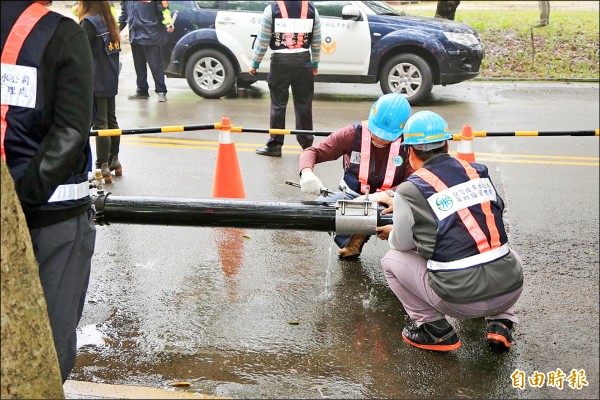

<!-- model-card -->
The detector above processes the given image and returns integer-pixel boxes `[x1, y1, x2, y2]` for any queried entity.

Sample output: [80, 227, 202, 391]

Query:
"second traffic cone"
[455, 124, 476, 162]
[212, 116, 246, 198]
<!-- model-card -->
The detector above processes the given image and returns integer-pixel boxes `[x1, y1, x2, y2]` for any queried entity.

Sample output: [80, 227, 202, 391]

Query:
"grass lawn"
[400, 1, 599, 80]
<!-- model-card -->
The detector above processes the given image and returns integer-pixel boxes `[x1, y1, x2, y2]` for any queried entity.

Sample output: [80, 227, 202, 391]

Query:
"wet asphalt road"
[70, 47, 599, 399]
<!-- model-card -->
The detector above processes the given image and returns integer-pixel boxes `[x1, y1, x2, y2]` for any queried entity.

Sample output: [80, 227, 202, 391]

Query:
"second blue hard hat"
[403, 110, 452, 150]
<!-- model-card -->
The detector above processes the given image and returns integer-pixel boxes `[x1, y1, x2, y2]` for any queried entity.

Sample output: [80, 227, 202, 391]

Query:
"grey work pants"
[29, 208, 96, 382]
[381, 249, 522, 326]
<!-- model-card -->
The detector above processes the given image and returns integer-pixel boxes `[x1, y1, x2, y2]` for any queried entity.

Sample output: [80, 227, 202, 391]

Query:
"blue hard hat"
[367, 93, 411, 141]
[402, 111, 452, 149]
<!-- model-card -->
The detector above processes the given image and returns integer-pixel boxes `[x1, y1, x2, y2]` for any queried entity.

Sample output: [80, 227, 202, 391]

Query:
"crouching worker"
[298, 93, 413, 259]
[376, 111, 524, 351]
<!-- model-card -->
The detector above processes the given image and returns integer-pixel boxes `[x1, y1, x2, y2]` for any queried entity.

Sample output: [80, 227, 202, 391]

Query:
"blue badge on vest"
[392, 155, 403, 167]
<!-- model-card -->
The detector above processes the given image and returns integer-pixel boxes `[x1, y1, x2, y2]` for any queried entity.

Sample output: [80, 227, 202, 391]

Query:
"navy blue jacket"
[82, 15, 120, 97]
[119, 1, 168, 46]
[1, 1, 94, 228]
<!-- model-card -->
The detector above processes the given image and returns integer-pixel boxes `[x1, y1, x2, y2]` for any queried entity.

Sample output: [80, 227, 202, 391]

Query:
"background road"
[66, 24, 599, 399]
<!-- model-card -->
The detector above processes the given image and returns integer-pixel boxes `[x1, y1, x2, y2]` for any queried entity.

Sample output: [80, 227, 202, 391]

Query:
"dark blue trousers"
[131, 43, 167, 95]
[266, 51, 314, 149]
[30, 208, 96, 382]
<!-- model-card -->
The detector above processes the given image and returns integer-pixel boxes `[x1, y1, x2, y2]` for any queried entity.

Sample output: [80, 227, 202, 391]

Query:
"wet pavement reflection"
[69, 39, 599, 398]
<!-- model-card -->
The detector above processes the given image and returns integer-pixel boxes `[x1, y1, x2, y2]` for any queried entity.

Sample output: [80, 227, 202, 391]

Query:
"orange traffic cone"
[212, 116, 246, 198]
[455, 124, 476, 162]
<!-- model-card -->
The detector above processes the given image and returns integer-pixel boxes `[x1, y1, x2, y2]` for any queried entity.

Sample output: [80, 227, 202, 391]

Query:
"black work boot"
[402, 319, 461, 352]
[255, 145, 282, 157]
[486, 319, 514, 350]
[128, 92, 149, 100]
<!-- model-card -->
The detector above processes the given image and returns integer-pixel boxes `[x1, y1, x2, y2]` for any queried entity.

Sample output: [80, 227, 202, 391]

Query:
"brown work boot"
[109, 155, 122, 176]
[338, 235, 368, 259]
[100, 162, 112, 184]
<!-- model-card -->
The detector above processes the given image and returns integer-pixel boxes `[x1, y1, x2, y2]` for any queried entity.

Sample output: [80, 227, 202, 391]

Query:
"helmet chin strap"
[371, 139, 387, 148]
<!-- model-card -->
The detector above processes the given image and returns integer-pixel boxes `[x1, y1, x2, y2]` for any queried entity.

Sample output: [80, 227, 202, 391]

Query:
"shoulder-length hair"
[78, 1, 120, 43]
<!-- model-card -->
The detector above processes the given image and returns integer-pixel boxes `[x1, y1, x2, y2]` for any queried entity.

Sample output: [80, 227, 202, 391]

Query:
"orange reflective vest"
[342, 122, 407, 195]
[1, 2, 51, 161]
[409, 155, 508, 271]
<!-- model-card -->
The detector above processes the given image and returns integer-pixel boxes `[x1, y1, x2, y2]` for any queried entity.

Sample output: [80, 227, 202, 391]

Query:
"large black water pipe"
[93, 193, 393, 234]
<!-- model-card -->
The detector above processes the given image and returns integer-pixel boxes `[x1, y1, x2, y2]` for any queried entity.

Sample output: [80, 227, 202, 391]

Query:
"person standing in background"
[535, 1, 550, 27]
[79, 0, 122, 183]
[119, 0, 174, 102]
[250, 1, 321, 157]
[1, 0, 96, 381]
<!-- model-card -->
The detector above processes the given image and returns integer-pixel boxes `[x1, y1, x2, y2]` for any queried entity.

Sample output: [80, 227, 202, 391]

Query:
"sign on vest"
[1, 63, 37, 109]
[274, 18, 313, 34]
[426, 177, 497, 221]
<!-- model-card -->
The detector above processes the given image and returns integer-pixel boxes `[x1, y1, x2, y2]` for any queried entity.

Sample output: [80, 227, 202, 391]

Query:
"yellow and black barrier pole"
[90, 123, 598, 139]
[452, 129, 599, 140]
[90, 124, 333, 137]
[227, 126, 333, 137]
[90, 123, 217, 137]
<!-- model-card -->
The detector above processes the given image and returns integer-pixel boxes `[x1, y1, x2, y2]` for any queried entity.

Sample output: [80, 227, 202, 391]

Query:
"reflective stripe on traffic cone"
[212, 117, 246, 198]
[455, 124, 476, 162]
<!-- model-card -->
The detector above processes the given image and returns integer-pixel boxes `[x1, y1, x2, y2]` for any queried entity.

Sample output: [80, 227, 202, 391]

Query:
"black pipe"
[93, 193, 393, 233]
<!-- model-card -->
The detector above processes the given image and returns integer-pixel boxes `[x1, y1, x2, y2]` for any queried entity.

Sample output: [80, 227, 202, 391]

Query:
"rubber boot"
[109, 154, 122, 176]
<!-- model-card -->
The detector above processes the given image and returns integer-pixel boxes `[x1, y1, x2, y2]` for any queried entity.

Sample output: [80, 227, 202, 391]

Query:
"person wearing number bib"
[250, 1, 322, 157]
[1, 0, 96, 381]
[376, 111, 524, 352]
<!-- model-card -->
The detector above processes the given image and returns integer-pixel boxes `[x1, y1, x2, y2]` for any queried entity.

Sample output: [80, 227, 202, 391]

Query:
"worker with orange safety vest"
[299, 93, 414, 259]
[250, 1, 322, 156]
[1, 0, 95, 381]
[376, 110, 524, 352]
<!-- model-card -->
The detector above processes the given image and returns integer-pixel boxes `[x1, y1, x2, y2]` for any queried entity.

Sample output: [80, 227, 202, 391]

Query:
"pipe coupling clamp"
[335, 199, 378, 234]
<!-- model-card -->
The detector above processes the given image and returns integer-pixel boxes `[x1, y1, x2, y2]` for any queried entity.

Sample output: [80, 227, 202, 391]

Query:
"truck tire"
[380, 53, 433, 105]
[185, 49, 235, 99]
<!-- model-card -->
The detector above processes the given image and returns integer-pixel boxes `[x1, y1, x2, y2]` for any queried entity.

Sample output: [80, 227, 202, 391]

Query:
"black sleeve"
[118, 1, 127, 30]
[15, 18, 94, 212]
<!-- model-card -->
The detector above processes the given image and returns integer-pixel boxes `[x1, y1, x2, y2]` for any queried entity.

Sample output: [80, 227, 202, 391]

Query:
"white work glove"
[300, 170, 325, 196]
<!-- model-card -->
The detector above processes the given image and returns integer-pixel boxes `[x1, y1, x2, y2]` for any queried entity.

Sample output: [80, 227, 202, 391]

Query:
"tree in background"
[435, 1, 460, 20]
[1, 161, 64, 399]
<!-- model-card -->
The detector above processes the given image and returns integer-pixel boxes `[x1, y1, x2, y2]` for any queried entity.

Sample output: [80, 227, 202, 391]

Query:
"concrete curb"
[64, 380, 223, 399]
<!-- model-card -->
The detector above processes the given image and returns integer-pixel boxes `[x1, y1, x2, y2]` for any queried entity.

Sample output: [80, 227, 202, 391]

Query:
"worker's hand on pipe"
[300, 169, 325, 196]
[354, 191, 394, 214]
[378, 195, 394, 215]
[375, 225, 392, 240]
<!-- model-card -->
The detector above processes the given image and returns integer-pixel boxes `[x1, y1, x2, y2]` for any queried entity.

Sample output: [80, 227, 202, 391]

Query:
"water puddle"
[77, 324, 108, 348]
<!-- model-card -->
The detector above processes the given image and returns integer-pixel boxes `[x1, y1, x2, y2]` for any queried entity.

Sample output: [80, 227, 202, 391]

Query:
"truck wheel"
[185, 49, 235, 99]
[380, 53, 433, 105]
